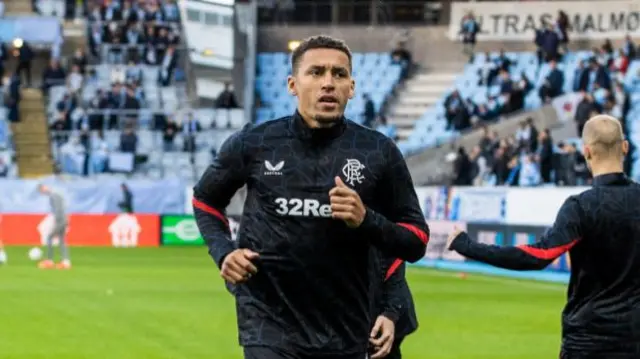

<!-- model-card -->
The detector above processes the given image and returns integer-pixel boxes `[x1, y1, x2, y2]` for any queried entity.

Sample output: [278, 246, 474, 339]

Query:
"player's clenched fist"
[221, 249, 259, 284]
[329, 176, 366, 228]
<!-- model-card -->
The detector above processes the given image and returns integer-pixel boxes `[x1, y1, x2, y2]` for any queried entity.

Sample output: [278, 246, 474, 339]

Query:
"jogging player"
[447, 114, 640, 358]
[37, 184, 70, 269]
[193, 35, 429, 359]
[370, 256, 418, 359]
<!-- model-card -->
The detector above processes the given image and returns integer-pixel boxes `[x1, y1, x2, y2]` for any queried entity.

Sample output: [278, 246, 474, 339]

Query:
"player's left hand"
[446, 226, 464, 250]
[369, 315, 395, 358]
[329, 176, 366, 228]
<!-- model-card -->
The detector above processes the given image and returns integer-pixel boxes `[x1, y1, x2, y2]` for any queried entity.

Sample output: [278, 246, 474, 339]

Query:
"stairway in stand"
[11, 89, 54, 178]
[387, 66, 463, 141]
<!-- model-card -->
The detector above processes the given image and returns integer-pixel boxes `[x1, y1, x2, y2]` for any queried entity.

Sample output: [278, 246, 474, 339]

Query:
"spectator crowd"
[451, 10, 638, 187]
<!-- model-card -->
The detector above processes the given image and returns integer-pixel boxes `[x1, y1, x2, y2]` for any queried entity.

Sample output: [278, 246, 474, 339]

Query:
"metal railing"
[48, 108, 244, 131]
[48, 128, 224, 180]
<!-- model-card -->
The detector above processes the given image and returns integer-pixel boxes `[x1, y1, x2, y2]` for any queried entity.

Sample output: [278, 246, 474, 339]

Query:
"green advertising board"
[161, 215, 205, 245]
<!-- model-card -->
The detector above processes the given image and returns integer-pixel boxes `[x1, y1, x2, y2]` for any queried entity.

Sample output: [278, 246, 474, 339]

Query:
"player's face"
[288, 48, 355, 127]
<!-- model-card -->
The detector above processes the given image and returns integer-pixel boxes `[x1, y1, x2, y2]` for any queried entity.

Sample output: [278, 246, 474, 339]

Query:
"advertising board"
[449, 1, 640, 41]
[1, 214, 160, 247]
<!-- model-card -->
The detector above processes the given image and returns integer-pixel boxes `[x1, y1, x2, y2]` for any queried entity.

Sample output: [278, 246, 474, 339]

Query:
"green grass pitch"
[0, 247, 565, 359]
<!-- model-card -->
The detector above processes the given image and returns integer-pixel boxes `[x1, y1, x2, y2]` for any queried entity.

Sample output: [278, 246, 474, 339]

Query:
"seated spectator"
[469, 145, 489, 186]
[538, 59, 564, 103]
[444, 90, 470, 131]
[59, 136, 87, 175]
[42, 60, 67, 93]
[163, 0, 180, 22]
[57, 93, 78, 123]
[119, 125, 138, 153]
[67, 65, 84, 94]
[182, 113, 201, 152]
[362, 93, 375, 127]
[452, 147, 473, 185]
[581, 58, 611, 92]
[158, 45, 177, 87]
[573, 60, 586, 92]
[215, 82, 239, 109]
[494, 49, 512, 72]
[91, 131, 110, 174]
[71, 47, 88, 74]
[111, 65, 127, 84]
[537, 129, 554, 184]
[163, 117, 178, 151]
[477, 52, 495, 86]
[518, 154, 541, 186]
[126, 59, 143, 85]
[88, 23, 103, 57]
[610, 49, 629, 81]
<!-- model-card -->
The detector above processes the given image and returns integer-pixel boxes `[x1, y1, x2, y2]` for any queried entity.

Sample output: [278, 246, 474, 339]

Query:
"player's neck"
[590, 162, 624, 177]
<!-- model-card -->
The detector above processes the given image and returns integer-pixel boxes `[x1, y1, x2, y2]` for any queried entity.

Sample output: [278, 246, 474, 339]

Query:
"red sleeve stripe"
[516, 239, 580, 260]
[397, 223, 429, 244]
[385, 259, 403, 281]
[192, 198, 228, 226]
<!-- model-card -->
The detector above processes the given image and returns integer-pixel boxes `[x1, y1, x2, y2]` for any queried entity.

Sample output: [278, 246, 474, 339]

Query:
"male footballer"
[37, 184, 71, 269]
[193, 35, 428, 359]
[447, 115, 640, 358]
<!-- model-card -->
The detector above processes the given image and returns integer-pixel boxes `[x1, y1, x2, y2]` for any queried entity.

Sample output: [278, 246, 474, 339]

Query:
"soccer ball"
[28, 247, 43, 261]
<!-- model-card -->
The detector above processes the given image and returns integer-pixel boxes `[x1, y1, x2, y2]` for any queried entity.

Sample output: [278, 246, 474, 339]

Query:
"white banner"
[449, 1, 640, 41]
[505, 186, 589, 226]
[447, 187, 508, 223]
[552, 92, 582, 123]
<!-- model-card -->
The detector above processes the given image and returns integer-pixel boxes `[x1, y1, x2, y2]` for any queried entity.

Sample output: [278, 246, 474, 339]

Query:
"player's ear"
[287, 75, 297, 96]
[622, 140, 629, 156]
[583, 145, 592, 161]
[348, 77, 355, 100]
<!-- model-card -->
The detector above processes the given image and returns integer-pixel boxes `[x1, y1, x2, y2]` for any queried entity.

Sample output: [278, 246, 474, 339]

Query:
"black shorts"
[243, 346, 367, 359]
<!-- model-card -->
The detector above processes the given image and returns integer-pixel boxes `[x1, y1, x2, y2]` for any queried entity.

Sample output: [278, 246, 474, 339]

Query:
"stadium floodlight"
[288, 40, 300, 52]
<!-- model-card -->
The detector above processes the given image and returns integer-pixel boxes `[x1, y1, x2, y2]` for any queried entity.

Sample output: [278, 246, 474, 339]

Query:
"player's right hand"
[221, 249, 259, 284]
[446, 226, 464, 250]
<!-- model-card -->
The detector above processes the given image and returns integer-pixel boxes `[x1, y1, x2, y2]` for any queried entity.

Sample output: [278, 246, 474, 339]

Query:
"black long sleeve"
[380, 261, 406, 324]
[192, 125, 250, 268]
[450, 196, 583, 270]
[359, 142, 429, 263]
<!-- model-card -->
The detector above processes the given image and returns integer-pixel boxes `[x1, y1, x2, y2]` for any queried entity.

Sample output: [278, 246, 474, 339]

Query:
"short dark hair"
[291, 35, 352, 74]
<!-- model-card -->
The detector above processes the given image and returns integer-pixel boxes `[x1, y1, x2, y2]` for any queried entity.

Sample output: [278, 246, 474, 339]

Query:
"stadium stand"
[46, 0, 243, 181]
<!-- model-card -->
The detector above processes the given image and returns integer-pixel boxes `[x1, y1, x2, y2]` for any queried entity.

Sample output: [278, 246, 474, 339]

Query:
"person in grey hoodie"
[38, 184, 71, 269]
